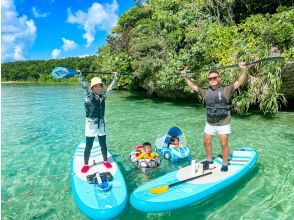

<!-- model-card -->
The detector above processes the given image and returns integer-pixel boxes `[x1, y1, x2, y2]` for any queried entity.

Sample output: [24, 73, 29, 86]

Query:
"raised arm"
[181, 69, 200, 92]
[233, 62, 248, 90]
[76, 70, 92, 100]
[104, 72, 119, 96]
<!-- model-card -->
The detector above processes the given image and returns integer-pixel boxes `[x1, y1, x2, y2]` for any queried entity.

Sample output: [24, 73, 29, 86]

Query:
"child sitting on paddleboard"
[76, 70, 119, 173]
[168, 136, 181, 148]
[137, 142, 159, 160]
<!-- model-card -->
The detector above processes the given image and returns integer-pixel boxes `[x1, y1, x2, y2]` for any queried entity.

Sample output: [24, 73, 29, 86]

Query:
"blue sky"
[1, 0, 135, 62]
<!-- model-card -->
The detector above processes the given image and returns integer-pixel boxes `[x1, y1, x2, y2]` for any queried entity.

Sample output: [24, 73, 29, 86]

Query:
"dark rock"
[281, 62, 294, 98]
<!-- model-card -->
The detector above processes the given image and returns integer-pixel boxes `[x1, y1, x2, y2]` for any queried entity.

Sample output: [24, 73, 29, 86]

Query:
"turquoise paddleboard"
[130, 148, 258, 212]
[71, 142, 127, 219]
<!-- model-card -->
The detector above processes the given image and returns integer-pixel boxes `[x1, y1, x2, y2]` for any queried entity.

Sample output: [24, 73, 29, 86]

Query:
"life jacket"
[85, 93, 105, 119]
[205, 86, 229, 123]
[138, 152, 158, 160]
[86, 171, 113, 184]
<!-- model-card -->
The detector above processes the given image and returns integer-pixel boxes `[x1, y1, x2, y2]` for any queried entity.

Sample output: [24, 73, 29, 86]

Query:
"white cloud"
[79, 54, 91, 58]
[13, 45, 25, 60]
[62, 38, 78, 51]
[51, 49, 61, 59]
[32, 7, 49, 18]
[67, 0, 119, 47]
[51, 38, 78, 58]
[1, 0, 37, 62]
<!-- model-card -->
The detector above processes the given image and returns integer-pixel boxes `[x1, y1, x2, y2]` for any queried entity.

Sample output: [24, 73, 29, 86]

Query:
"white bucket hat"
[90, 77, 103, 88]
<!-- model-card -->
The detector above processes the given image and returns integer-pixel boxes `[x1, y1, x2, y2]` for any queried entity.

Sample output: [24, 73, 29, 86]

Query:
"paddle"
[148, 171, 212, 194]
[51, 67, 78, 79]
[51, 66, 133, 79]
[177, 56, 285, 75]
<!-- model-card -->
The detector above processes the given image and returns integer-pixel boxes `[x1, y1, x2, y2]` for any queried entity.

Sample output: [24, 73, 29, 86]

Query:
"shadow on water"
[123, 91, 203, 109]
[231, 107, 279, 120]
[124, 92, 293, 118]
[190, 164, 261, 218]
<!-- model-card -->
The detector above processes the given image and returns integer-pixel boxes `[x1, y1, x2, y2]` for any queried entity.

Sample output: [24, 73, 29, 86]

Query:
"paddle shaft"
[86, 57, 284, 75]
[179, 57, 285, 74]
[83, 71, 134, 76]
[170, 171, 212, 188]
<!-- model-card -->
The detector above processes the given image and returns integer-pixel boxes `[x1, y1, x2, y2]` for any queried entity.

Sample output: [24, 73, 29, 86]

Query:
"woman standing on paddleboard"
[76, 70, 119, 173]
[181, 63, 248, 172]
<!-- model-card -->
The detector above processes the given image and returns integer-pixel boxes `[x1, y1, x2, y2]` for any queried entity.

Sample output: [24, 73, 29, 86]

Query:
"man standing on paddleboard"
[76, 70, 119, 173]
[181, 63, 248, 172]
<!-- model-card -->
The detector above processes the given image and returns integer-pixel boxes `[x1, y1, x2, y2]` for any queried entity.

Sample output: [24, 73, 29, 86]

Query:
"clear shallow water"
[1, 83, 294, 219]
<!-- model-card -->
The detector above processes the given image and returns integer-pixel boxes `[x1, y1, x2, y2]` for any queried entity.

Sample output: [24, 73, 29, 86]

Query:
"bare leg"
[204, 133, 213, 161]
[220, 134, 230, 165]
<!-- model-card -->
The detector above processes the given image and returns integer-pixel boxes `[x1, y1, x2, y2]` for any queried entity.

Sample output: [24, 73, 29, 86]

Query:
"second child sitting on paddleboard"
[168, 136, 181, 148]
[76, 70, 119, 173]
[137, 142, 159, 160]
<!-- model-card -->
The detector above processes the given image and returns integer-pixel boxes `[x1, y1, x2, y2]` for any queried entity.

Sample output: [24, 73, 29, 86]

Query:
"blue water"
[1, 83, 294, 219]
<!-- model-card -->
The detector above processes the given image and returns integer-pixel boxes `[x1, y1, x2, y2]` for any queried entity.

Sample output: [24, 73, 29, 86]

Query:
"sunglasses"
[208, 76, 218, 81]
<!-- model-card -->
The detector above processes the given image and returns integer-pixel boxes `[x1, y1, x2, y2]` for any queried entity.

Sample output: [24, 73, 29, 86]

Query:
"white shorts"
[85, 118, 106, 137]
[204, 123, 231, 136]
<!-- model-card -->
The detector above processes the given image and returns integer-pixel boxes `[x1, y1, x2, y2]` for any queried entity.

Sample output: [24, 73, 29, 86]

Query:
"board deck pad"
[71, 142, 127, 219]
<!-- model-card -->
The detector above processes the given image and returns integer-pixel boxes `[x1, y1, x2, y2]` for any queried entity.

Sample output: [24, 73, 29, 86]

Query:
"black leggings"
[84, 135, 107, 165]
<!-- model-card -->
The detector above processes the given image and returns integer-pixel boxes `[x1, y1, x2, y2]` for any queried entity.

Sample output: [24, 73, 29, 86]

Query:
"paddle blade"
[148, 185, 169, 194]
[51, 67, 77, 79]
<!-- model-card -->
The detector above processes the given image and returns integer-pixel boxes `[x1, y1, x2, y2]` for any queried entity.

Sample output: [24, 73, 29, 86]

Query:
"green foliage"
[247, 61, 287, 114]
[96, 45, 133, 88]
[231, 0, 293, 23]
[259, 90, 287, 114]
[232, 91, 251, 114]
[97, 45, 131, 73]
[200, 0, 235, 24]
[240, 10, 294, 52]
[129, 18, 166, 83]
[1, 56, 99, 82]
[114, 6, 152, 32]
